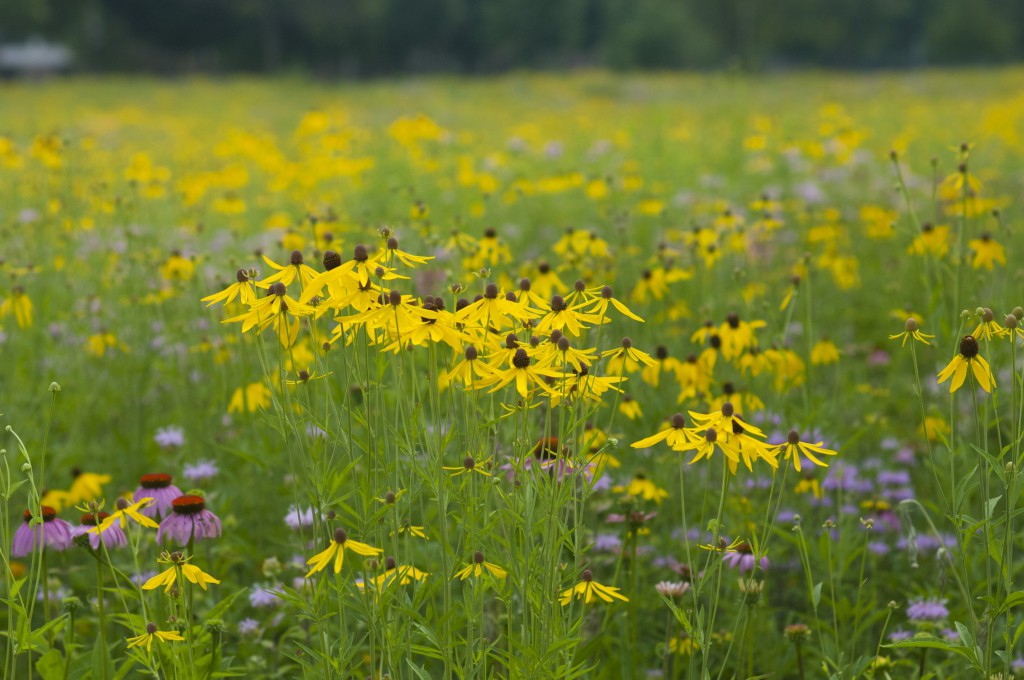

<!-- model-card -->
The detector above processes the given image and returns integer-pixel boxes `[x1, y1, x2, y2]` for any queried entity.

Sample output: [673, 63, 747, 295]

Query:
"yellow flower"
[968, 234, 1006, 270]
[888, 318, 933, 348]
[66, 471, 112, 506]
[143, 552, 220, 593]
[454, 551, 507, 580]
[228, 382, 272, 414]
[559, 570, 628, 605]
[0, 287, 33, 328]
[619, 395, 643, 421]
[613, 475, 668, 504]
[778, 431, 837, 473]
[126, 623, 185, 653]
[810, 339, 840, 365]
[442, 456, 492, 478]
[305, 529, 382, 577]
[631, 414, 694, 450]
[937, 335, 993, 393]
[907, 224, 950, 258]
[201, 269, 258, 307]
[91, 496, 159, 533]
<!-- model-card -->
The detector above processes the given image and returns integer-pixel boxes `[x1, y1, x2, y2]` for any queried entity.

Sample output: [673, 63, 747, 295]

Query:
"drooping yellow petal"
[950, 358, 969, 393]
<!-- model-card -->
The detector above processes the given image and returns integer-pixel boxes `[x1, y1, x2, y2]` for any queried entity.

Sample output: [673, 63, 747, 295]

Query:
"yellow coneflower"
[778, 431, 837, 473]
[631, 414, 695, 450]
[559, 569, 628, 605]
[888, 318, 934, 348]
[937, 335, 994, 393]
[201, 268, 258, 307]
[126, 622, 185, 653]
[454, 551, 507, 580]
[305, 528, 383, 577]
[810, 339, 840, 365]
[971, 308, 1008, 341]
[968, 234, 1006, 270]
[143, 551, 220, 593]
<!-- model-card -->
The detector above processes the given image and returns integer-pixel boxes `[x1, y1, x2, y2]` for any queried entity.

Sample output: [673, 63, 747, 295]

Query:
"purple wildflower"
[73, 512, 127, 551]
[156, 495, 221, 545]
[182, 461, 219, 483]
[12, 507, 73, 557]
[723, 542, 769, 573]
[284, 506, 314, 531]
[249, 584, 281, 608]
[154, 426, 185, 449]
[907, 597, 949, 622]
[238, 618, 262, 637]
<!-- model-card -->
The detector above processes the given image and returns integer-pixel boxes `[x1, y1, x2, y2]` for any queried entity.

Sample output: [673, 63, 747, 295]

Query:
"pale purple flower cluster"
[249, 584, 281, 608]
[284, 506, 314, 531]
[907, 597, 949, 622]
[182, 460, 219, 483]
[154, 426, 185, 449]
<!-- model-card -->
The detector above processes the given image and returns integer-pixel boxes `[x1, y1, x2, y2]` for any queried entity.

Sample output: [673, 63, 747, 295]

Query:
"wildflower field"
[3, 69, 1024, 679]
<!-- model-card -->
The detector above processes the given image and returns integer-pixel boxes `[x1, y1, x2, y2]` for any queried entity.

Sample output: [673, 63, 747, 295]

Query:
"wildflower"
[439, 344, 494, 389]
[156, 495, 222, 545]
[454, 551, 507, 580]
[613, 475, 669, 504]
[619, 394, 643, 420]
[722, 541, 769, 573]
[603, 337, 658, 376]
[238, 618, 262, 637]
[968, 233, 1006, 270]
[889, 318, 933, 348]
[284, 506, 314, 531]
[227, 382, 272, 414]
[810, 339, 840, 365]
[363, 557, 430, 590]
[481, 347, 565, 398]
[559, 569, 628, 605]
[133, 474, 184, 519]
[382, 235, 434, 268]
[143, 551, 220, 593]
[906, 597, 949, 622]
[11, 506, 74, 557]
[75, 512, 128, 550]
[201, 269, 257, 307]
[907, 223, 950, 257]
[222, 281, 313, 347]
[655, 581, 690, 598]
[779, 430, 837, 473]
[443, 456, 492, 477]
[0, 287, 33, 328]
[182, 460, 219, 483]
[587, 286, 644, 322]
[154, 426, 185, 449]
[305, 528, 383, 577]
[126, 622, 185, 653]
[718, 313, 765, 361]
[256, 251, 320, 291]
[936, 335, 994, 393]
[66, 470, 111, 506]
[249, 584, 281, 608]
[630, 411, 696, 448]
[972, 307, 1008, 341]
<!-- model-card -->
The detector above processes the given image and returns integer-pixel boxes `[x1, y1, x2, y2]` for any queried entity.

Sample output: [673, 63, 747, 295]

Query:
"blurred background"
[1, 0, 1022, 77]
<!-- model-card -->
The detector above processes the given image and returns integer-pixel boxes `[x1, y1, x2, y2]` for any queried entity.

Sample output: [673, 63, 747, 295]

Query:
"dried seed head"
[269, 282, 287, 297]
[353, 244, 368, 262]
[655, 346, 668, 360]
[505, 333, 519, 349]
[389, 290, 401, 306]
[601, 285, 613, 299]
[236, 268, 249, 283]
[550, 295, 566, 312]
[621, 337, 632, 349]
[473, 550, 485, 564]
[788, 430, 800, 445]
[463, 456, 475, 470]
[1005, 315, 1018, 330]
[982, 307, 994, 323]
[574, 279, 586, 292]
[333, 528, 348, 544]
[385, 556, 396, 570]
[385, 491, 396, 504]
[705, 428, 717, 443]
[387, 237, 398, 250]
[146, 622, 158, 635]
[465, 345, 478, 361]
[484, 283, 499, 299]
[581, 569, 593, 582]
[290, 250, 303, 265]
[116, 497, 130, 511]
[557, 336, 570, 352]
[721, 402, 734, 418]
[671, 413, 686, 429]
[904, 318, 918, 332]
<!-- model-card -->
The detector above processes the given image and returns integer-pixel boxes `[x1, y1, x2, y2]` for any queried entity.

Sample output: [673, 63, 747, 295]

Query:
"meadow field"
[2, 69, 1024, 678]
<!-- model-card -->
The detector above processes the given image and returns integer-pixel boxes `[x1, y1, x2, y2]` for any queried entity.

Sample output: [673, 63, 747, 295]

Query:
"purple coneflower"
[12, 506, 73, 557]
[182, 461, 219, 483]
[134, 474, 183, 519]
[73, 512, 127, 550]
[156, 495, 221, 545]
[723, 542, 769, 573]
[907, 597, 949, 622]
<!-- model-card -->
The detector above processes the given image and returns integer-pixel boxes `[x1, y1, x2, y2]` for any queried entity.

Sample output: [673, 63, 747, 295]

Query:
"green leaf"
[36, 649, 64, 680]
[812, 582, 823, 609]
[953, 621, 973, 648]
